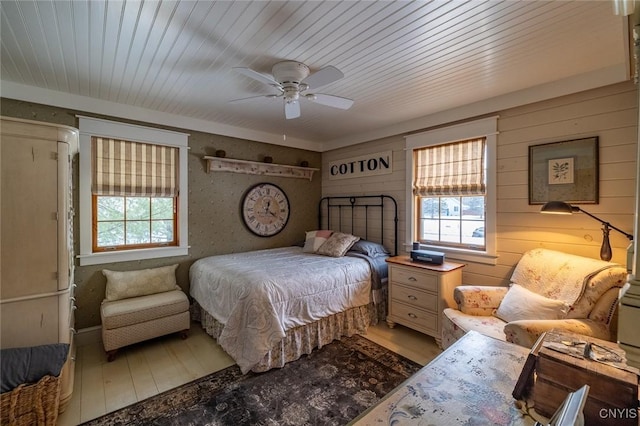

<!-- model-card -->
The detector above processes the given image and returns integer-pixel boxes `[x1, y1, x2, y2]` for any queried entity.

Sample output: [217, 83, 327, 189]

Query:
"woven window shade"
[92, 137, 178, 197]
[413, 138, 486, 196]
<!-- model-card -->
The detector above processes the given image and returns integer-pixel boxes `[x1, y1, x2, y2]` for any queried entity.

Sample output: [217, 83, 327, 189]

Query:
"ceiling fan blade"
[307, 93, 354, 110]
[284, 100, 300, 119]
[301, 66, 343, 88]
[229, 94, 279, 104]
[233, 67, 280, 87]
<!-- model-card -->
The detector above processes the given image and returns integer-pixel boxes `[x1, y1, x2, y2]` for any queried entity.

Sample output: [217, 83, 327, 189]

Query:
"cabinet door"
[1, 296, 59, 347]
[1, 135, 59, 297]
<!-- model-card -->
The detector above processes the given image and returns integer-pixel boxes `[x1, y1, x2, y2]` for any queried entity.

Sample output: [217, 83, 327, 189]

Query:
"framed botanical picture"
[528, 137, 599, 205]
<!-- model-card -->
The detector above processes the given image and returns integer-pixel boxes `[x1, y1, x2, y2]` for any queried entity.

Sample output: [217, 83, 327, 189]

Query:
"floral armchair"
[441, 248, 628, 349]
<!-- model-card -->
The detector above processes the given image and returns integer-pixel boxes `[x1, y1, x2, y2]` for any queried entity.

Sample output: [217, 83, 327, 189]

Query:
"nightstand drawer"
[390, 265, 438, 292]
[390, 284, 437, 312]
[389, 302, 437, 334]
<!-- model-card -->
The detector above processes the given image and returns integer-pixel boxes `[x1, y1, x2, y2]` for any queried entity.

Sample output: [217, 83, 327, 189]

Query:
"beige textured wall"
[323, 81, 638, 287]
[1, 98, 321, 328]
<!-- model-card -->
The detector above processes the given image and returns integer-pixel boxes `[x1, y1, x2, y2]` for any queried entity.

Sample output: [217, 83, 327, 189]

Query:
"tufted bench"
[100, 264, 190, 361]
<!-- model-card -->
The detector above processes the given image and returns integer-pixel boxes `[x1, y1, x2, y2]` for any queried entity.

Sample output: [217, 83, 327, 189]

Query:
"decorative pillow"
[302, 230, 333, 253]
[103, 264, 179, 301]
[316, 232, 360, 257]
[0, 343, 69, 392]
[494, 284, 569, 323]
[348, 239, 390, 258]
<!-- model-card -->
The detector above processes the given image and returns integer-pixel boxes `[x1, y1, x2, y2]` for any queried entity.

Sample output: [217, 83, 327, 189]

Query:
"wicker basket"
[0, 374, 61, 426]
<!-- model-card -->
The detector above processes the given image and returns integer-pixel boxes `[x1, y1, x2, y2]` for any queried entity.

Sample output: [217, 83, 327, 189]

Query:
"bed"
[190, 195, 398, 374]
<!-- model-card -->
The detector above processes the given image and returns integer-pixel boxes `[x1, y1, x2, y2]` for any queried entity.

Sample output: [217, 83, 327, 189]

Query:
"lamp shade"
[540, 201, 579, 214]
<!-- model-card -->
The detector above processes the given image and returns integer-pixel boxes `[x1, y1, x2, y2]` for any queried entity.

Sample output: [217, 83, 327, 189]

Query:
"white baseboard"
[75, 325, 102, 347]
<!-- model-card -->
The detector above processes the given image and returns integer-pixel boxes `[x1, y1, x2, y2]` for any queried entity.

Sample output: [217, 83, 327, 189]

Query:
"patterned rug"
[82, 335, 421, 426]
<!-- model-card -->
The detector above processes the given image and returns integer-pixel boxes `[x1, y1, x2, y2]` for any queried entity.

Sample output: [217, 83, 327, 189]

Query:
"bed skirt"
[193, 296, 386, 373]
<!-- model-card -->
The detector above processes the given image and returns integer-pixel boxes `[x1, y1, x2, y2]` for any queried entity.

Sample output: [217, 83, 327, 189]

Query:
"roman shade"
[92, 137, 178, 197]
[413, 138, 486, 196]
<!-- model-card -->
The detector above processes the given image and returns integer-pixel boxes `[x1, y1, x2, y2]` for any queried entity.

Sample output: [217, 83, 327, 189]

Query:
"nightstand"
[385, 255, 464, 345]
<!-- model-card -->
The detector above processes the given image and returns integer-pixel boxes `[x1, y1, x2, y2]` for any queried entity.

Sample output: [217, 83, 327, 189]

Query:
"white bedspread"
[189, 246, 373, 373]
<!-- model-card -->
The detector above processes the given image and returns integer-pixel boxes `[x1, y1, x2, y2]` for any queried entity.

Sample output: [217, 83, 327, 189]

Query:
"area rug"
[82, 335, 421, 426]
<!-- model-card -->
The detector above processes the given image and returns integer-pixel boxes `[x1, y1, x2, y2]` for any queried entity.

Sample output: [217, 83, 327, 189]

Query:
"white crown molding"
[0, 80, 323, 152]
[322, 64, 631, 151]
[1, 61, 629, 153]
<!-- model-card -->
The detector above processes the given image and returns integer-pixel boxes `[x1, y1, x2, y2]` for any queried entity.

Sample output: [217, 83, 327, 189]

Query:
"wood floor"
[57, 321, 442, 425]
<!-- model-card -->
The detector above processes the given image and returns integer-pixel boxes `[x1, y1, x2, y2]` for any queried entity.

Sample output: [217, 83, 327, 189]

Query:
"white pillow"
[494, 284, 569, 323]
[302, 230, 333, 253]
[103, 264, 179, 301]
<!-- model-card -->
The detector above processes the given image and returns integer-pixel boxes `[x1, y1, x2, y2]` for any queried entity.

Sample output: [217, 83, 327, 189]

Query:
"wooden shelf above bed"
[204, 156, 319, 181]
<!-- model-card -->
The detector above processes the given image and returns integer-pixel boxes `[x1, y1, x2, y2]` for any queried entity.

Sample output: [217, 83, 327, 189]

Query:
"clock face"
[241, 183, 290, 237]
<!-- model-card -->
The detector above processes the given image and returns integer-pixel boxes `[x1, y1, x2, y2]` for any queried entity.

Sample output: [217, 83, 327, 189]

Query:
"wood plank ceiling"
[0, 1, 630, 150]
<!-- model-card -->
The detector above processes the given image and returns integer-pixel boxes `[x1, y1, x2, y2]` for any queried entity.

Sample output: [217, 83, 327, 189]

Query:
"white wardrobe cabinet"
[0, 116, 78, 411]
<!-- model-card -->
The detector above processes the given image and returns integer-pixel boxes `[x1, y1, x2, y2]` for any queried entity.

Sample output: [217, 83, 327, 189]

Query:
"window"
[414, 138, 486, 250]
[92, 137, 178, 251]
[78, 117, 189, 265]
[405, 117, 497, 264]
[94, 196, 176, 250]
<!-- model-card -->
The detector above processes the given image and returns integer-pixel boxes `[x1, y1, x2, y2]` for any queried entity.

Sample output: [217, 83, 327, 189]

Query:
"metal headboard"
[318, 195, 398, 256]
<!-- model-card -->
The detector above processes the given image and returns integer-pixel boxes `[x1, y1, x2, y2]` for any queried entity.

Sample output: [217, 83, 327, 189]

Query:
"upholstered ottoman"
[100, 265, 190, 361]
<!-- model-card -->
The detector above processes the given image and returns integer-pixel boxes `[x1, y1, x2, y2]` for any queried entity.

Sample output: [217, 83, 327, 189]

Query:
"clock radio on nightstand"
[410, 249, 445, 265]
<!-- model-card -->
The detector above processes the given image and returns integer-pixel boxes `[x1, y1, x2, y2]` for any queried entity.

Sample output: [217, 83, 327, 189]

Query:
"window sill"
[411, 244, 498, 265]
[77, 246, 189, 266]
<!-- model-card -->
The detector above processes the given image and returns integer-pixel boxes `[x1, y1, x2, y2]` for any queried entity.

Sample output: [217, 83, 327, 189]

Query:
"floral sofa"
[441, 248, 628, 349]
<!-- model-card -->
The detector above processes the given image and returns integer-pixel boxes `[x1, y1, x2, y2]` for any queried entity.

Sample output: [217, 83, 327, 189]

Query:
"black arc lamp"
[540, 201, 634, 261]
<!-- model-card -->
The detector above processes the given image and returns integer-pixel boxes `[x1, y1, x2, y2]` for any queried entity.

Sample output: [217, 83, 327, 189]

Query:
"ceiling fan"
[230, 61, 354, 119]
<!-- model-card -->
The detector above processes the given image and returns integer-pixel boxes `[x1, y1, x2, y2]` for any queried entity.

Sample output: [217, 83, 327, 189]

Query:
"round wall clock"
[241, 183, 290, 237]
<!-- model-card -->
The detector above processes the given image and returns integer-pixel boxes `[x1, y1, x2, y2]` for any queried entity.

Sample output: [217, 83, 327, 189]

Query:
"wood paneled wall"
[322, 81, 638, 287]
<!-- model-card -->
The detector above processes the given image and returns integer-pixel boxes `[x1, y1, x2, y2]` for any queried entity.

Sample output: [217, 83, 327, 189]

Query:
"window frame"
[92, 195, 178, 252]
[416, 195, 486, 250]
[78, 116, 189, 266]
[405, 116, 498, 265]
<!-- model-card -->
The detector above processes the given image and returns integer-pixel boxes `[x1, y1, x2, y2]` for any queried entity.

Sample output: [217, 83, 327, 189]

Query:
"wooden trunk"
[533, 332, 638, 425]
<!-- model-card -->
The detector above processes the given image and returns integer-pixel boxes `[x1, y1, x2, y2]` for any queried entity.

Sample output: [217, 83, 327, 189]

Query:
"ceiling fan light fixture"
[231, 60, 353, 119]
[283, 86, 299, 101]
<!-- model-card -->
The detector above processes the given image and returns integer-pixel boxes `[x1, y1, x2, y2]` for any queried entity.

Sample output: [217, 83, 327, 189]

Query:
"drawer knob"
[408, 276, 417, 282]
[408, 312, 417, 319]
[407, 295, 418, 301]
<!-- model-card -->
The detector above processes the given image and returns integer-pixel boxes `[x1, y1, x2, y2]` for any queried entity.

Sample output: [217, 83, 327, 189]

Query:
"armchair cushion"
[443, 307, 506, 343]
[503, 319, 611, 348]
[453, 285, 508, 316]
[494, 284, 569, 323]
